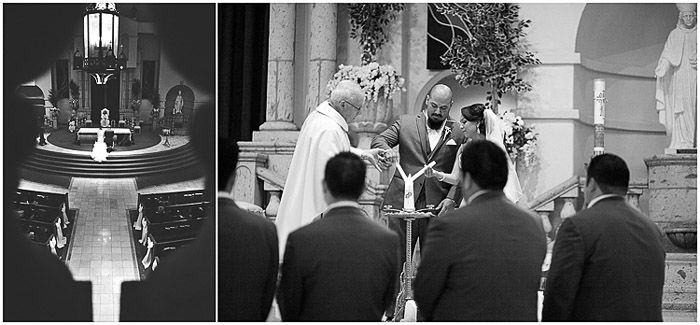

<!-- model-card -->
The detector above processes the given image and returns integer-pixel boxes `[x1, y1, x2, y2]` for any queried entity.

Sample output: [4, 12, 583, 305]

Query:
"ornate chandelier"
[73, 3, 126, 85]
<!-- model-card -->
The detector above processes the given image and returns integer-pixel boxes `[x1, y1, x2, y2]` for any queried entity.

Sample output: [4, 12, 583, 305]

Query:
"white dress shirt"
[424, 111, 447, 151]
[586, 194, 623, 209]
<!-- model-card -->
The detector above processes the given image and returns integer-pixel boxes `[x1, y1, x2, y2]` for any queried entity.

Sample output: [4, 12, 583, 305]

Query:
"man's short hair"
[329, 80, 363, 109]
[460, 140, 508, 191]
[324, 152, 366, 201]
[218, 137, 239, 191]
[587, 153, 629, 194]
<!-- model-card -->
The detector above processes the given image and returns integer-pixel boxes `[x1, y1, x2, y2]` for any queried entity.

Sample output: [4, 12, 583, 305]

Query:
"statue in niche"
[655, 3, 697, 151]
[173, 90, 184, 115]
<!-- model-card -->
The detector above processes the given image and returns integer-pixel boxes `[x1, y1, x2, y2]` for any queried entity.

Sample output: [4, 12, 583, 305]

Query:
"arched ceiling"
[576, 3, 679, 77]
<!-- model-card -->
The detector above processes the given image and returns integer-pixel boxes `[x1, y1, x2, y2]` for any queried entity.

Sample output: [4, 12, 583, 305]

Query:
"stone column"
[644, 154, 697, 253]
[260, 4, 297, 131]
[304, 3, 337, 116]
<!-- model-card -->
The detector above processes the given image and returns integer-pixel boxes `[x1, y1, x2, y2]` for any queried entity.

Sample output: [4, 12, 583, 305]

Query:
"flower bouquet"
[499, 111, 538, 167]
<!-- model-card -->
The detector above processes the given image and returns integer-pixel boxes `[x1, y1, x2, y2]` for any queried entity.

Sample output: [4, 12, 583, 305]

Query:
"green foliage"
[48, 83, 69, 108]
[348, 3, 405, 65]
[434, 3, 540, 112]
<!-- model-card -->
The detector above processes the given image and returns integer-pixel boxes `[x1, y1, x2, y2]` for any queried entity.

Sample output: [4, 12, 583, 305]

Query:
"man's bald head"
[429, 84, 453, 103]
[424, 84, 453, 128]
[330, 80, 364, 122]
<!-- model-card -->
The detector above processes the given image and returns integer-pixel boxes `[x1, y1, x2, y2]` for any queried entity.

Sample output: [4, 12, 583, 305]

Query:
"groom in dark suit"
[371, 84, 465, 318]
[278, 152, 399, 321]
[414, 140, 546, 321]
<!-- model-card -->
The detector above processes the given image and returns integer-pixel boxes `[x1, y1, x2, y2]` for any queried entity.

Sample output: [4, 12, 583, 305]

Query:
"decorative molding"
[519, 109, 580, 120]
[535, 52, 581, 65]
[644, 154, 698, 167]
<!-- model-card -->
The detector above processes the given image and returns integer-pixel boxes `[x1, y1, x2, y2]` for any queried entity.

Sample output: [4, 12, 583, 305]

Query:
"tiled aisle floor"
[66, 178, 140, 322]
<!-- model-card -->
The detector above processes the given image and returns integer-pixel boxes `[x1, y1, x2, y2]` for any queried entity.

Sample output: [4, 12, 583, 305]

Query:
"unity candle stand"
[385, 208, 435, 322]
[384, 160, 437, 321]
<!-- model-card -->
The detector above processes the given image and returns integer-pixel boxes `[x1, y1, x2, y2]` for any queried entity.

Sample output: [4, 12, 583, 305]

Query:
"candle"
[396, 162, 436, 211]
[593, 79, 606, 125]
[593, 79, 606, 156]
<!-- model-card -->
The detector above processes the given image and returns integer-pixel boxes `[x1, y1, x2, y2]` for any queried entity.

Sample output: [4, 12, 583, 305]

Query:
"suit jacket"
[542, 196, 666, 321]
[120, 213, 215, 321]
[371, 113, 465, 209]
[414, 191, 546, 321]
[278, 206, 399, 321]
[218, 197, 279, 321]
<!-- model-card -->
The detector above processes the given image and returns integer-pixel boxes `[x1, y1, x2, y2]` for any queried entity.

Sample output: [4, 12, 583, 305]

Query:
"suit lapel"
[416, 114, 430, 160]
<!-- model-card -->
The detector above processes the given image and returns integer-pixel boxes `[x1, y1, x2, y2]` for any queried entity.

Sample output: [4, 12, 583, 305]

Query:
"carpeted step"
[23, 144, 202, 178]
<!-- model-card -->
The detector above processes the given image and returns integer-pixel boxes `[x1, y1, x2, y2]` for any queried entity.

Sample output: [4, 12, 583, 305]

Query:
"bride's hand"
[424, 166, 438, 178]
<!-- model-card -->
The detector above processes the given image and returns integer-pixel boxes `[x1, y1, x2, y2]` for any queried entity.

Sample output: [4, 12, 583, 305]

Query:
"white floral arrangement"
[326, 62, 405, 103]
[499, 111, 538, 167]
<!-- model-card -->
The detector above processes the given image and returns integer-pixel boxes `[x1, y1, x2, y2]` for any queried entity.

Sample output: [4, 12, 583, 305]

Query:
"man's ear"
[461, 171, 472, 194]
[586, 177, 597, 192]
[322, 179, 328, 195]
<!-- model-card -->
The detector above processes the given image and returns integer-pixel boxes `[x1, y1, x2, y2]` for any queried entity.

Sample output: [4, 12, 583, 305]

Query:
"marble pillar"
[304, 3, 337, 116]
[260, 4, 297, 131]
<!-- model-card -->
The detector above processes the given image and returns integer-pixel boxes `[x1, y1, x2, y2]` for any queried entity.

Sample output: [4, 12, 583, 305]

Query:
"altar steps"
[22, 144, 200, 178]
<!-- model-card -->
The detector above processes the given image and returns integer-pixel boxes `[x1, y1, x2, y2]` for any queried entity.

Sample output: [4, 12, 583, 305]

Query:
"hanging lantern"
[74, 3, 126, 85]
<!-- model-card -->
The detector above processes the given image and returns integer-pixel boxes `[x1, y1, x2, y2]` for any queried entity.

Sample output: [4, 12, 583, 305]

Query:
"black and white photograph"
[219, 2, 696, 322]
[4, 3, 216, 321]
[3, 1, 697, 323]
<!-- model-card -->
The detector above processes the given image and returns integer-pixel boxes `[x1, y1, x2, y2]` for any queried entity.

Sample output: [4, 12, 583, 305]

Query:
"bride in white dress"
[90, 128, 109, 162]
[425, 104, 524, 206]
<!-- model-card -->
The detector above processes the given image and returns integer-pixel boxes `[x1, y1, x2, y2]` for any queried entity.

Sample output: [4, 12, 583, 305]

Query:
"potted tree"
[436, 3, 540, 168]
[435, 3, 539, 114]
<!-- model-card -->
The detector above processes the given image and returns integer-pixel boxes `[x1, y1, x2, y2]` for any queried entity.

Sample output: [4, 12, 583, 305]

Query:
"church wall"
[158, 52, 211, 115]
[571, 3, 676, 181]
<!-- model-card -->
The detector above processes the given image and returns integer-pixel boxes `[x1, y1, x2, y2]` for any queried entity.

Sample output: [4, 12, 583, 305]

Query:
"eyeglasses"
[344, 100, 361, 112]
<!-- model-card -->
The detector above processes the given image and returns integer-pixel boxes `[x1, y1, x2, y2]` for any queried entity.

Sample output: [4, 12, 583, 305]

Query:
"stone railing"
[528, 176, 646, 236]
[528, 176, 581, 238]
[233, 143, 388, 223]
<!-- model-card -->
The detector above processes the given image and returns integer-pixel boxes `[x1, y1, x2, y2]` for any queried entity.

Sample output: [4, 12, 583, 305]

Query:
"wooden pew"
[137, 190, 206, 210]
[14, 189, 69, 212]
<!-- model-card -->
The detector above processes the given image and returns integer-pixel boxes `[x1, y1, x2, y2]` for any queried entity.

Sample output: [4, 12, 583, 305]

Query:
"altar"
[77, 127, 133, 145]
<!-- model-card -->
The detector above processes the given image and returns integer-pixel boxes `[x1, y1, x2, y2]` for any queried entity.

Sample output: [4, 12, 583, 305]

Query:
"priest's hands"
[436, 198, 456, 217]
[377, 149, 397, 169]
[362, 148, 386, 171]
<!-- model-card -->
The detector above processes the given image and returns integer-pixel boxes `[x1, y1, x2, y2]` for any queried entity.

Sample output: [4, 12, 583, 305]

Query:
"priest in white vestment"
[655, 3, 697, 150]
[275, 81, 385, 256]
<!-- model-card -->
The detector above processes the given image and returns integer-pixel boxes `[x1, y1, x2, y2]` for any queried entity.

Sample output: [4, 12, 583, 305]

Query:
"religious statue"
[174, 90, 184, 115]
[100, 108, 110, 128]
[655, 3, 697, 151]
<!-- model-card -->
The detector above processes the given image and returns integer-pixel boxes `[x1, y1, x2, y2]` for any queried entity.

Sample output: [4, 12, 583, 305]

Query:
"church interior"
[223, 3, 696, 322]
[5, 3, 215, 321]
